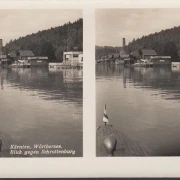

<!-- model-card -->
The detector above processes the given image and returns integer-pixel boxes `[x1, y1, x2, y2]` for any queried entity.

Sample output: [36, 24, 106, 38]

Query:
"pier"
[96, 124, 154, 156]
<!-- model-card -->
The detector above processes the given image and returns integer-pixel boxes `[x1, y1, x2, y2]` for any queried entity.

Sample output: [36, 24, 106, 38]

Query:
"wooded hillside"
[4, 18, 83, 61]
[127, 26, 180, 61]
[95, 46, 121, 59]
[96, 26, 180, 61]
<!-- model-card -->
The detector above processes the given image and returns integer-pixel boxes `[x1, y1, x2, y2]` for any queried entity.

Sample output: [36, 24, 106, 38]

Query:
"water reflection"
[0, 67, 83, 157]
[1, 67, 83, 103]
[96, 64, 180, 156]
[96, 64, 180, 101]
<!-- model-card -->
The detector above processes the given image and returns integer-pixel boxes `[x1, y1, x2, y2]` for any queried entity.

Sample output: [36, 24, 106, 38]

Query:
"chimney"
[122, 38, 126, 49]
[0, 39, 3, 55]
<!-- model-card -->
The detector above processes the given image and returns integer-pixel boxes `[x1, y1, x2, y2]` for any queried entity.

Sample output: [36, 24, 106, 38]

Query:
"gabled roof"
[19, 50, 34, 57]
[9, 51, 17, 58]
[141, 49, 157, 56]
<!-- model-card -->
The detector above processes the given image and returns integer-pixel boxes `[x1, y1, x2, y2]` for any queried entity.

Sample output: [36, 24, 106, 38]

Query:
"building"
[28, 57, 49, 66]
[150, 56, 171, 65]
[0, 39, 3, 55]
[141, 49, 157, 60]
[0, 55, 11, 66]
[107, 53, 120, 60]
[18, 50, 34, 60]
[131, 51, 140, 60]
[121, 54, 134, 66]
[63, 51, 83, 66]
[8, 51, 18, 61]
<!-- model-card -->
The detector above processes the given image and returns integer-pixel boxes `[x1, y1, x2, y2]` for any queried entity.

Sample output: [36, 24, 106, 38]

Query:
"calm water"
[0, 67, 82, 157]
[96, 64, 180, 156]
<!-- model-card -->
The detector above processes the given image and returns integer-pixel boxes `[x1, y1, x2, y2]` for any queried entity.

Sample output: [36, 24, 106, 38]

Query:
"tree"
[163, 41, 179, 61]
[4, 18, 83, 61]
[55, 45, 65, 62]
[41, 42, 55, 61]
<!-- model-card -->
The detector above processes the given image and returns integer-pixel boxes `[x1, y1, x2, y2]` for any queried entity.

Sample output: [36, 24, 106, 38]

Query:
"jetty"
[97, 105, 153, 157]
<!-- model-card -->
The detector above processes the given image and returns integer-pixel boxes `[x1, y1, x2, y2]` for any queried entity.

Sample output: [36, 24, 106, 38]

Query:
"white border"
[0, 0, 180, 177]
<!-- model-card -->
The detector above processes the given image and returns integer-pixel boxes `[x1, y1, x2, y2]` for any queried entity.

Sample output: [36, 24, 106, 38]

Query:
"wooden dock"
[97, 124, 154, 156]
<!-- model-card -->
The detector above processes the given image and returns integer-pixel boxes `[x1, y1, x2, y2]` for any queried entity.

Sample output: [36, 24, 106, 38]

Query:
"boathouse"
[0, 55, 11, 66]
[141, 49, 157, 60]
[18, 50, 34, 60]
[150, 56, 171, 65]
[28, 57, 49, 66]
[63, 51, 83, 66]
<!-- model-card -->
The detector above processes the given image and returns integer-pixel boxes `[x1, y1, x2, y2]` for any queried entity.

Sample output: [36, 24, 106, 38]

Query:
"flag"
[103, 104, 109, 124]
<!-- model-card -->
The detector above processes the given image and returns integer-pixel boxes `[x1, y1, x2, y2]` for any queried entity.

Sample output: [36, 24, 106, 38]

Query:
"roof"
[9, 52, 17, 58]
[150, 56, 171, 59]
[141, 49, 157, 56]
[64, 51, 83, 55]
[19, 50, 34, 57]
[0, 54, 7, 59]
[121, 54, 130, 58]
[131, 51, 140, 57]
[28, 56, 48, 60]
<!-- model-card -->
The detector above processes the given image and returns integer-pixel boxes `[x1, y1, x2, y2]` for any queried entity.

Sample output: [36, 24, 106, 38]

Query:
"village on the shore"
[96, 38, 180, 69]
[0, 39, 83, 70]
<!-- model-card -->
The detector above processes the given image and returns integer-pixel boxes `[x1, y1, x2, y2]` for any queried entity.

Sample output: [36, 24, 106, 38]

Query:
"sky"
[0, 9, 82, 45]
[96, 9, 180, 46]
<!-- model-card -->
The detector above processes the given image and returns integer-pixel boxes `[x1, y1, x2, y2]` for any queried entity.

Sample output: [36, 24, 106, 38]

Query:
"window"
[73, 54, 78, 58]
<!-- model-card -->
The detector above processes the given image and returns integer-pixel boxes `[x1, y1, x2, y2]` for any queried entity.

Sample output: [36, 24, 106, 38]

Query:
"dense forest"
[128, 26, 180, 61]
[96, 26, 180, 61]
[95, 46, 121, 59]
[4, 18, 83, 61]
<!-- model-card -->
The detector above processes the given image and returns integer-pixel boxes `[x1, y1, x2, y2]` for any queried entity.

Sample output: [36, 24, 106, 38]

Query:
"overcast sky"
[96, 9, 180, 46]
[0, 9, 82, 45]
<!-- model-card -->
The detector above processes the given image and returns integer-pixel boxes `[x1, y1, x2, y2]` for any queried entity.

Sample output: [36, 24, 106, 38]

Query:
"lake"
[96, 64, 180, 156]
[0, 67, 83, 157]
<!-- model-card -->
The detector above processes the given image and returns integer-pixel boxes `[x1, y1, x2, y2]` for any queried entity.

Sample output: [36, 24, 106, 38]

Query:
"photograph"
[96, 9, 180, 157]
[0, 9, 83, 157]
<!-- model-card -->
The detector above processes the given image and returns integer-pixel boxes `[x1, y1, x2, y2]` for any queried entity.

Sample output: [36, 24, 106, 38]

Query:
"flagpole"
[103, 104, 109, 126]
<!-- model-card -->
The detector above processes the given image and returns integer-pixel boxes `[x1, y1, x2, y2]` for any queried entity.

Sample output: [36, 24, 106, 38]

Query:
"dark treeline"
[96, 26, 180, 61]
[95, 46, 121, 59]
[4, 18, 83, 62]
[128, 26, 180, 61]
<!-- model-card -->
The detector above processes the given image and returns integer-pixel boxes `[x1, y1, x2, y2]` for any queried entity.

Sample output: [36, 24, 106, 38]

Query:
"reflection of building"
[48, 66, 83, 83]
[63, 51, 83, 66]
[63, 68, 83, 83]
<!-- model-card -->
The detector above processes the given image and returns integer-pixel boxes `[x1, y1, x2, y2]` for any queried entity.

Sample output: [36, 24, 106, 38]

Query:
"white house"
[63, 51, 83, 66]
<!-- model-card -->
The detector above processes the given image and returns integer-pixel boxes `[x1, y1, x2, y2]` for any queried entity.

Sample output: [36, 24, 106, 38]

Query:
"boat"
[131, 61, 153, 68]
[10, 60, 30, 68]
